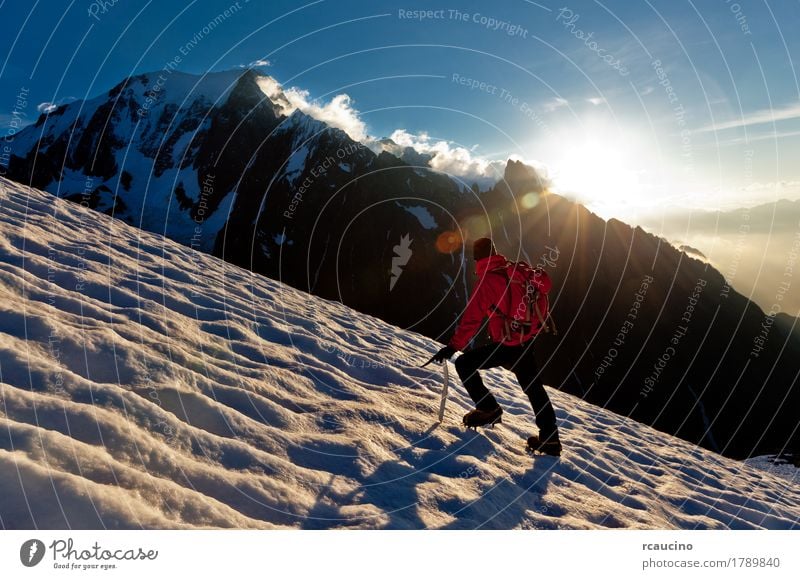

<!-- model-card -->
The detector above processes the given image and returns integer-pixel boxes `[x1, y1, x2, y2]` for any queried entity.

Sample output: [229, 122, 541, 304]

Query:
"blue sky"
[2, 0, 799, 220]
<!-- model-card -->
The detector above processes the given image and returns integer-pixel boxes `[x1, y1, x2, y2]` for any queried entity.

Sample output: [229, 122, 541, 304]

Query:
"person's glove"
[432, 345, 456, 363]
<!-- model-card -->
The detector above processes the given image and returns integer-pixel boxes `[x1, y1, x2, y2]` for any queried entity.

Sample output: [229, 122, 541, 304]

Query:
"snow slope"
[0, 177, 797, 530]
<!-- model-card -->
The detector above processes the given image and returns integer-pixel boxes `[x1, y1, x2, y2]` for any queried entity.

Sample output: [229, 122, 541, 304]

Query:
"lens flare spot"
[521, 192, 539, 209]
[436, 230, 462, 254]
[462, 215, 490, 239]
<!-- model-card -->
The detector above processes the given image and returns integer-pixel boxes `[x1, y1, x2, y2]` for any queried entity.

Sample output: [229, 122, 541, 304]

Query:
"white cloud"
[37, 102, 58, 114]
[249, 59, 271, 67]
[256, 76, 283, 100]
[697, 101, 800, 133]
[586, 97, 606, 106]
[542, 97, 569, 112]
[742, 180, 800, 193]
[287, 89, 367, 142]
[387, 129, 511, 188]
[708, 129, 800, 148]
[256, 76, 367, 142]
[255, 75, 544, 188]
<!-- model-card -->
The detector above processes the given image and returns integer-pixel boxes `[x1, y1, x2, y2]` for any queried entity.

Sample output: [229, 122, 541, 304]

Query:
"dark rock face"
[6, 69, 798, 459]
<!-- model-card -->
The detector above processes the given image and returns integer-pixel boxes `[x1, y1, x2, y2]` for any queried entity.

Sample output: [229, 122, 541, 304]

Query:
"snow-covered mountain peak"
[1, 177, 797, 529]
[114, 68, 246, 108]
[33, 68, 249, 137]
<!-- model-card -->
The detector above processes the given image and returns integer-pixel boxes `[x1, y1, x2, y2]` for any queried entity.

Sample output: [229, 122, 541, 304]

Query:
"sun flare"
[547, 135, 645, 220]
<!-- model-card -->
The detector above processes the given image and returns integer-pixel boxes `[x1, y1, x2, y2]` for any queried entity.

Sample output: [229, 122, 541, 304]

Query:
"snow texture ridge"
[0, 177, 797, 530]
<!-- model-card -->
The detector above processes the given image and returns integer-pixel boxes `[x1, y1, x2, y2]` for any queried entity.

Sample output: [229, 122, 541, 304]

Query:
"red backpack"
[488, 261, 557, 345]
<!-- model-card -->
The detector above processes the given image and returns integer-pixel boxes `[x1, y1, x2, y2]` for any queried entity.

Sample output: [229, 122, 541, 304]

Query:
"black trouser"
[454, 341, 558, 436]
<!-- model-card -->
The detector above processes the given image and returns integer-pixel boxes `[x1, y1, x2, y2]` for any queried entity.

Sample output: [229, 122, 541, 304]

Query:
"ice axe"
[437, 361, 449, 422]
[421, 354, 449, 422]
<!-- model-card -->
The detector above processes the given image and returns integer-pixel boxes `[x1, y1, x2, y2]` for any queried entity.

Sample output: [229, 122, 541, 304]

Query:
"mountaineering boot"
[526, 431, 562, 456]
[462, 406, 503, 428]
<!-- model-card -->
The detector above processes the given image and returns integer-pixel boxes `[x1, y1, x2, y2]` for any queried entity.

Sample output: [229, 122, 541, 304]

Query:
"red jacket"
[449, 254, 551, 351]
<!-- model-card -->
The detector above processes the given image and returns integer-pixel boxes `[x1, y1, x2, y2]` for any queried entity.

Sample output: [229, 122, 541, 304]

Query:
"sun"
[546, 134, 645, 220]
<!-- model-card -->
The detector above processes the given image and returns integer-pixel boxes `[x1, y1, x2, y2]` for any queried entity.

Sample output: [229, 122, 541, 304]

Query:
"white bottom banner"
[1, 530, 797, 578]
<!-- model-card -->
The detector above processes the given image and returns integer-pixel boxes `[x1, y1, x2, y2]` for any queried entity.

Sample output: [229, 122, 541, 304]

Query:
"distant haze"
[636, 199, 800, 319]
